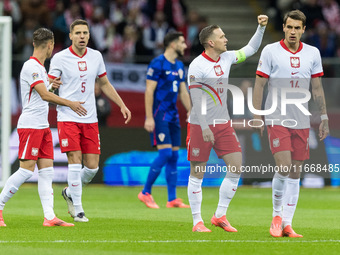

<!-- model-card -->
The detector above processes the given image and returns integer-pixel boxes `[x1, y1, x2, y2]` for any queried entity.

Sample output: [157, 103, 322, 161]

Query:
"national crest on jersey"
[78, 61, 87, 71]
[146, 54, 185, 123]
[214, 65, 224, 76]
[290, 57, 300, 68]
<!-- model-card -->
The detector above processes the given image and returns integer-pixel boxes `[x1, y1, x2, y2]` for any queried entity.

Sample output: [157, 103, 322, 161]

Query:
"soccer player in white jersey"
[187, 15, 268, 232]
[253, 10, 329, 238]
[48, 19, 131, 222]
[0, 28, 87, 227]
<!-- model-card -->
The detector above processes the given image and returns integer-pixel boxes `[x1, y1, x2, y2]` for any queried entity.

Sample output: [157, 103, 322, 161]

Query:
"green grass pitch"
[0, 184, 339, 255]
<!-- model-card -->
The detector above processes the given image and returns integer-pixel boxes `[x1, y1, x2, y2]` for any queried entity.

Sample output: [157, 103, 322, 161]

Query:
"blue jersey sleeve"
[146, 59, 162, 81]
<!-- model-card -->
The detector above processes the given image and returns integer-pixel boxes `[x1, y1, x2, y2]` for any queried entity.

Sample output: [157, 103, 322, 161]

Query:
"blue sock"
[166, 150, 179, 202]
[143, 148, 172, 194]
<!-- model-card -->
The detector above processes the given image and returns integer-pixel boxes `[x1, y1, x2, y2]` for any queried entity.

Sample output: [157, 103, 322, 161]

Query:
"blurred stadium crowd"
[3, 0, 208, 66]
[2, 0, 340, 68]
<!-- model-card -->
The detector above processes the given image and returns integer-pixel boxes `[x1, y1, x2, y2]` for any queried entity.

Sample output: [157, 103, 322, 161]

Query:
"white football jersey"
[18, 57, 49, 129]
[256, 40, 324, 129]
[49, 47, 107, 123]
[188, 51, 239, 127]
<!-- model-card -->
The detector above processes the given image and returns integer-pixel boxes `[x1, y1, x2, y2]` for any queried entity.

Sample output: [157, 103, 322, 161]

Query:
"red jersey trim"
[256, 70, 270, 78]
[48, 74, 57, 80]
[189, 85, 203, 89]
[280, 39, 303, 54]
[311, 72, 324, 78]
[29, 80, 44, 103]
[31, 80, 44, 88]
[202, 51, 220, 63]
[29, 56, 44, 66]
[69, 46, 88, 58]
[98, 72, 107, 78]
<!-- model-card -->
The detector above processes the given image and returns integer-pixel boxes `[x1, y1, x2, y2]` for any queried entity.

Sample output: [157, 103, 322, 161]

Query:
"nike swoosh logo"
[72, 184, 79, 187]
[9, 190, 15, 194]
[274, 194, 282, 198]
[80, 74, 87, 78]
[291, 72, 299, 75]
[287, 203, 296, 206]
[232, 188, 237, 191]
[193, 190, 201, 194]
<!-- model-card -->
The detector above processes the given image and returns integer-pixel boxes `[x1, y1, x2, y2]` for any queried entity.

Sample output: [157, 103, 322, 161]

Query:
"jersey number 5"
[81, 82, 86, 93]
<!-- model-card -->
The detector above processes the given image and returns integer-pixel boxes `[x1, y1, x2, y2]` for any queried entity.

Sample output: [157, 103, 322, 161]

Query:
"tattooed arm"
[311, 77, 329, 140]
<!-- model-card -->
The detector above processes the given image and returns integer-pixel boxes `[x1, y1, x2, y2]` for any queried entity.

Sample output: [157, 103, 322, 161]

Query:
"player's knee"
[169, 150, 179, 163]
[159, 148, 173, 162]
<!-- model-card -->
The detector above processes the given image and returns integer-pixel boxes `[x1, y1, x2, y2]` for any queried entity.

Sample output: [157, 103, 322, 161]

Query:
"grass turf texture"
[0, 184, 339, 255]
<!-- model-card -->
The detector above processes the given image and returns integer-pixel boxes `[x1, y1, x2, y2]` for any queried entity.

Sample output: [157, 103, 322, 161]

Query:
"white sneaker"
[74, 212, 89, 222]
[61, 187, 75, 218]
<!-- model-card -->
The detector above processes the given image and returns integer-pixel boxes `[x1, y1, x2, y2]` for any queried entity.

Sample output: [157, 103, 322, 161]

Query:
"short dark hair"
[163, 31, 184, 48]
[199, 24, 220, 48]
[70, 19, 89, 32]
[33, 28, 54, 48]
[283, 10, 306, 27]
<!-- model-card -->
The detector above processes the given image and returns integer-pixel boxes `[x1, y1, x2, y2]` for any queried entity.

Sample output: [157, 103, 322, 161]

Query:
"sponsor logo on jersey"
[178, 69, 184, 79]
[258, 60, 262, 68]
[290, 57, 300, 68]
[32, 73, 39, 81]
[31, 147, 38, 156]
[158, 133, 165, 142]
[291, 71, 299, 75]
[78, 61, 87, 71]
[61, 139, 68, 147]
[214, 65, 224, 76]
[273, 138, 280, 148]
[189, 75, 195, 83]
[147, 67, 154, 76]
[192, 148, 200, 157]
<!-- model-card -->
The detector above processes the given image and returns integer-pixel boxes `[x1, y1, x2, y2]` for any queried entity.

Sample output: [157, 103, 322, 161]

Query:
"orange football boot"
[282, 225, 303, 238]
[211, 214, 237, 232]
[192, 221, 211, 232]
[270, 216, 283, 237]
[0, 210, 6, 227]
[166, 198, 190, 208]
[138, 191, 159, 209]
[43, 217, 75, 227]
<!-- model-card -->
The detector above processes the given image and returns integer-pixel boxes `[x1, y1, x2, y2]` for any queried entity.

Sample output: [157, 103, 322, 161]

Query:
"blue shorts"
[150, 120, 181, 147]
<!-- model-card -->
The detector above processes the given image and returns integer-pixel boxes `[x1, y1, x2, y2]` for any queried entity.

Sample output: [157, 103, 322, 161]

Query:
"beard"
[175, 49, 184, 57]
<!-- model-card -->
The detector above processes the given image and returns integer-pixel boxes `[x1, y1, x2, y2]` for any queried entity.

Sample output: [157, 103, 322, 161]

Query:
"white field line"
[0, 240, 340, 244]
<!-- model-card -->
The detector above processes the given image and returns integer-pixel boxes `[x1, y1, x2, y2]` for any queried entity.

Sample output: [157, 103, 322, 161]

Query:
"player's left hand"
[319, 120, 329, 141]
[121, 105, 131, 124]
[50, 76, 62, 91]
[258, 15, 268, 27]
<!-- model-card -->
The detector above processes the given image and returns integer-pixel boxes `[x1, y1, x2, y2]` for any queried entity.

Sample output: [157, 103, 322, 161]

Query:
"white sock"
[67, 164, 84, 215]
[38, 167, 55, 220]
[272, 172, 288, 217]
[188, 175, 203, 226]
[81, 166, 98, 185]
[0, 168, 33, 210]
[282, 178, 300, 228]
[215, 171, 240, 218]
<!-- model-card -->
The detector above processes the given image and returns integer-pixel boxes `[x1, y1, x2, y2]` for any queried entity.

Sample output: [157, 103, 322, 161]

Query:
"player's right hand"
[202, 128, 214, 145]
[144, 117, 155, 132]
[69, 101, 87, 116]
[251, 116, 264, 136]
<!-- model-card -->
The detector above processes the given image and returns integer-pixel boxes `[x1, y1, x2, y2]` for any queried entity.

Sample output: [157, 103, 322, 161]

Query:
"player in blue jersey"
[138, 31, 191, 209]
